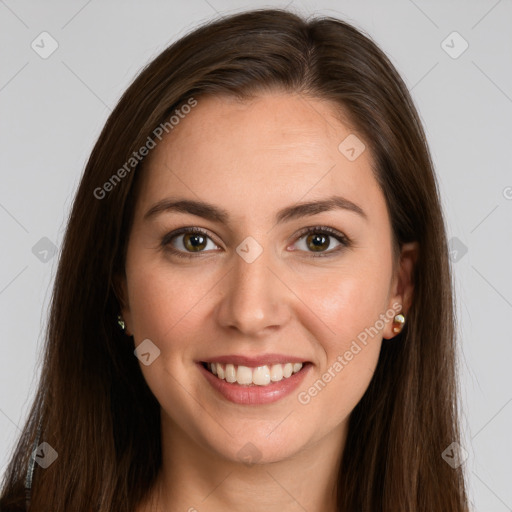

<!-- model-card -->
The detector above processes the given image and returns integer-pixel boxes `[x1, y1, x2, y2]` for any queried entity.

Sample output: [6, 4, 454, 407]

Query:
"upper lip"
[199, 354, 309, 367]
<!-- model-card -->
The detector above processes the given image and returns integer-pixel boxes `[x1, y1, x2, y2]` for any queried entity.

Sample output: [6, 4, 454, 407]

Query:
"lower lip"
[197, 362, 311, 405]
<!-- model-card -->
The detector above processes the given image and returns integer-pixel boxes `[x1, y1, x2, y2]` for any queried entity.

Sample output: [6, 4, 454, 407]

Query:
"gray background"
[1, 1, 511, 510]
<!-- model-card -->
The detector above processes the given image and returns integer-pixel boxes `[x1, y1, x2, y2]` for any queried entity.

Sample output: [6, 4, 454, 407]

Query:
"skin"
[117, 91, 418, 512]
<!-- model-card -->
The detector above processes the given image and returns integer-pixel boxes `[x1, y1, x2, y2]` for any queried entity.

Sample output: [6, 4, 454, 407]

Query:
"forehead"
[158, 92, 358, 166]
[135, 92, 384, 222]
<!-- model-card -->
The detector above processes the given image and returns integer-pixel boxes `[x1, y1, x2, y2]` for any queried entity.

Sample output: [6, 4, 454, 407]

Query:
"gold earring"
[117, 314, 126, 330]
[393, 313, 405, 333]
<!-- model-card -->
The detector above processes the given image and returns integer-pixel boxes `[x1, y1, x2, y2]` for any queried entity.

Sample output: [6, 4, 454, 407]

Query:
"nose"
[215, 245, 292, 337]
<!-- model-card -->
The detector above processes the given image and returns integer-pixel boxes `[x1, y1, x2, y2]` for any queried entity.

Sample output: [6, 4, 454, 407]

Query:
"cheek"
[125, 254, 207, 343]
[304, 258, 392, 349]
[125, 261, 208, 410]
[294, 268, 388, 425]
[296, 250, 392, 382]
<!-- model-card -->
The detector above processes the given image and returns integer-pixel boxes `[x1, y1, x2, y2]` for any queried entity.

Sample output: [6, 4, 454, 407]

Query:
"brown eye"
[293, 226, 350, 257]
[182, 232, 208, 252]
[305, 233, 330, 252]
[162, 228, 219, 257]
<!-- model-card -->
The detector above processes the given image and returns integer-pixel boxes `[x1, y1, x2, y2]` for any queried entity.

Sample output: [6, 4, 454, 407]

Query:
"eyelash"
[161, 226, 351, 259]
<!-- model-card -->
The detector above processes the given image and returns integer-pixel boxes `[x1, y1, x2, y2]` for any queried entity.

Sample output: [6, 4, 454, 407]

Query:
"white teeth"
[253, 366, 271, 386]
[236, 365, 253, 385]
[205, 361, 305, 386]
[225, 363, 236, 383]
[283, 363, 293, 378]
[270, 364, 283, 382]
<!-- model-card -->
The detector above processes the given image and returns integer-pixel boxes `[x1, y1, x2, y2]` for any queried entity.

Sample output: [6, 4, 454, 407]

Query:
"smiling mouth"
[201, 361, 307, 386]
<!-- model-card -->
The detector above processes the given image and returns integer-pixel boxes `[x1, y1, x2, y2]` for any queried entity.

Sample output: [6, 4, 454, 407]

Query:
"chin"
[204, 427, 308, 466]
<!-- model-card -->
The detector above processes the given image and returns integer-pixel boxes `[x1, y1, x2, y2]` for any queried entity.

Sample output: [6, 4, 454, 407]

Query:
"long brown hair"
[0, 8, 469, 511]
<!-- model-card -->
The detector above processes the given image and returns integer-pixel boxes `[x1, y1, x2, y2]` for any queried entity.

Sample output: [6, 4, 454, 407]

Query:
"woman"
[0, 8, 470, 511]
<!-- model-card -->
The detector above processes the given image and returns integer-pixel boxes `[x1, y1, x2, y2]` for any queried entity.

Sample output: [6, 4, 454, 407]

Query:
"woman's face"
[119, 92, 415, 465]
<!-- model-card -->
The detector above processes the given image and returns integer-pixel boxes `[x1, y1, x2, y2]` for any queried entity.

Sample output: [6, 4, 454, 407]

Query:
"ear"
[112, 271, 133, 336]
[382, 241, 419, 340]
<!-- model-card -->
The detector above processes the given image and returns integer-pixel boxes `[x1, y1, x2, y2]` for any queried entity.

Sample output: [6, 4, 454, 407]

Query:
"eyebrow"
[143, 195, 367, 224]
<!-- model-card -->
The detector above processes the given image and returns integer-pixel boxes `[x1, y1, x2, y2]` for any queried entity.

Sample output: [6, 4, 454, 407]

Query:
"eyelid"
[161, 225, 351, 258]
[160, 226, 222, 254]
[288, 225, 351, 257]
[290, 225, 350, 246]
